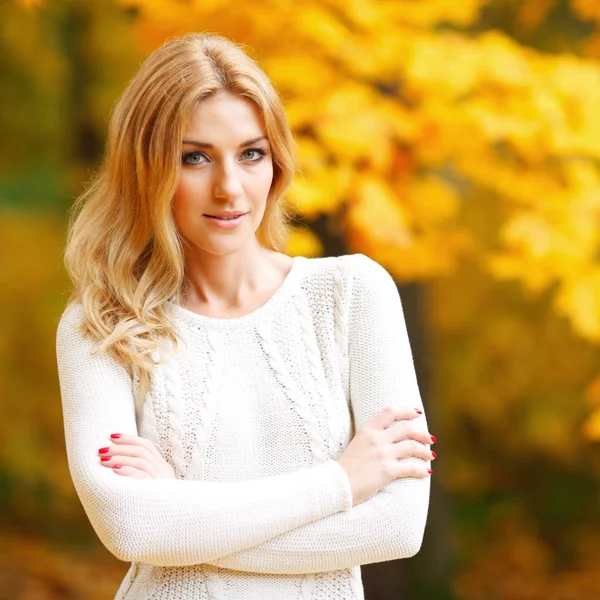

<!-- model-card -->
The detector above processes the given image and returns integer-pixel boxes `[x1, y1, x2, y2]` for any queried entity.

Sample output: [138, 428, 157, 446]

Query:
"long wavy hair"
[64, 33, 297, 400]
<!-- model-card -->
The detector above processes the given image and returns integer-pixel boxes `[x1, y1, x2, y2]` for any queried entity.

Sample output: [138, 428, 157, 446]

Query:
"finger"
[369, 405, 422, 431]
[98, 444, 147, 459]
[393, 439, 436, 461]
[100, 456, 114, 468]
[100, 455, 156, 477]
[392, 461, 433, 480]
[384, 420, 434, 446]
[109, 433, 163, 460]
[112, 464, 151, 480]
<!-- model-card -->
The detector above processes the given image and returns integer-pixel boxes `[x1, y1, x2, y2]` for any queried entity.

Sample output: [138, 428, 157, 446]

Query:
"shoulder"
[57, 302, 84, 338]
[56, 302, 92, 353]
[336, 253, 394, 285]
[299, 252, 390, 282]
[303, 252, 395, 292]
[58, 302, 84, 324]
[298, 253, 397, 311]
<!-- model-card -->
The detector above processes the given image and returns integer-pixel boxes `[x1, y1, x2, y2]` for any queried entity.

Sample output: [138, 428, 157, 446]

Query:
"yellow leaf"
[288, 166, 351, 218]
[264, 54, 334, 96]
[380, 0, 489, 28]
[317, 83, 395, 169]
[296, 4, 350, 52]
[285, 227, 324, 258]
[556, 270, 600, 340]
[407, 34, 480, 99]
[572, 0, 600, 22]
[502, 214, 553, 260]
[584, 375, 600, 407]
[16, 0, 44, 7]
[583, 408, 600, 441]
[347, 175, 412, 247]
[405, 176, 460, 227]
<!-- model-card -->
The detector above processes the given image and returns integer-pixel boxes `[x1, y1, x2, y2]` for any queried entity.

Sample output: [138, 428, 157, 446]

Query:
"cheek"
[174, 173, 195, 206]
[173, 174, 203, 215]
[172, 181, 199, 235]
[171, 188, 185, 227]
[257, 164, 275, 198]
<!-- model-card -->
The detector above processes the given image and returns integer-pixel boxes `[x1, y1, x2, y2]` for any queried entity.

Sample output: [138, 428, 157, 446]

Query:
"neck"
[181, 242, 275, 310]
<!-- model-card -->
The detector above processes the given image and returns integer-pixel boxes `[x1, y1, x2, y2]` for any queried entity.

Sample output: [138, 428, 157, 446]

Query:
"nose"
[213, 162, 244, 200]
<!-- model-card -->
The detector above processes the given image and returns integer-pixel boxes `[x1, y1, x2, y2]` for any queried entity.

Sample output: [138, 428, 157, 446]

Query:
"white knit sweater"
[56, 253, 431, 600]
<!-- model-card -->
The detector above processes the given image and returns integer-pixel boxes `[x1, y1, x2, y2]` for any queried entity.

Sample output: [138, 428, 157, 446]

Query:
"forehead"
[184, 92, 266, 141]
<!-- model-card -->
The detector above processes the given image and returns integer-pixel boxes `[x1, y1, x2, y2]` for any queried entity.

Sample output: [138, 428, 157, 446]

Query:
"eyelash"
[181, 148, 270, 166]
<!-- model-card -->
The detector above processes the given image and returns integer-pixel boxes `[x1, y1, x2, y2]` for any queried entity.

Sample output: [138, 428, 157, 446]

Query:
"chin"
[203, 238, 259, 257]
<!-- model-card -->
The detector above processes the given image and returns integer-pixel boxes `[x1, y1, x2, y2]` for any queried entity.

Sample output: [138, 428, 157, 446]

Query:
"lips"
[204, 211, 247, 219]
[202, 212, 248, 227]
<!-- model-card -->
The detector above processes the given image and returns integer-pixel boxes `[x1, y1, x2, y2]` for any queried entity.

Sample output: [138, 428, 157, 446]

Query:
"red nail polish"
[98, 447, 110, 454]
[432, 451, 437, 459]
[427, 469, 433, 475]
[100, 456, 111, 462]
[110, 434, 121, 439]
[113, 464, 123, 469]
[430, 435, 436, 443]
[414, 408, 423, 414]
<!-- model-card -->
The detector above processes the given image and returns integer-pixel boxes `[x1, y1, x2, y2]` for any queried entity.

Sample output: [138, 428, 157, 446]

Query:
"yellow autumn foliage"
[102, 0, 600, 440]
[7, 1, 600, 598]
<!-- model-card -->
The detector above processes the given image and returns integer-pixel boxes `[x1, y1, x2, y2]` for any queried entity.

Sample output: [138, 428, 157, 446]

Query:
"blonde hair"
[64, 33, 297, 399]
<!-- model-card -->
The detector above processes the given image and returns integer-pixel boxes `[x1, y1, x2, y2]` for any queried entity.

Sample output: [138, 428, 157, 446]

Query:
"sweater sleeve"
[208, 254, 431, 574]
[56, 305, 353, 568]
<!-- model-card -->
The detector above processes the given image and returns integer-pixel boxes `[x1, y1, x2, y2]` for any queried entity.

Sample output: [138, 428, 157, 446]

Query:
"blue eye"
[181, 148, 270, 166]
[242, 148, 268, 162]
[182, 151, 206, 165]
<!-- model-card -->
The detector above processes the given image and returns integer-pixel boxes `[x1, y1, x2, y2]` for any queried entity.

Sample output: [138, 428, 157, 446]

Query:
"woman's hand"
[97, 433, 176, 480]
[337, 405, 435, 506]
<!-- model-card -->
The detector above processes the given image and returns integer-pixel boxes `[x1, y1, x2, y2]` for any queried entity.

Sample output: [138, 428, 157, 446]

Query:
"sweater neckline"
[171, 255, 307, 329]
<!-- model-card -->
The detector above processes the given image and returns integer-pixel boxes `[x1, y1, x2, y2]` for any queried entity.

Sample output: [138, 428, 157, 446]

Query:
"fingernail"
[113, 464, 123, 469]
[430, 435, 436, 443]
[414, 408, 423, 414]
[110, 434, 121, 439]
[98, 447, 110, 454]
[427, 469, 433, 475]
[432, 451, 437, 459]
[100, 456, 111, 462]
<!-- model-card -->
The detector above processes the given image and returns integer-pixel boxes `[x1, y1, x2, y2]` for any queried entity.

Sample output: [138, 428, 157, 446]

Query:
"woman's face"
[172, 91, 274, 259]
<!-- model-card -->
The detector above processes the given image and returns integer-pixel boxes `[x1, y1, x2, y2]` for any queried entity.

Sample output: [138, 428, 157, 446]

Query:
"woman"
[56, 32, 435, 600]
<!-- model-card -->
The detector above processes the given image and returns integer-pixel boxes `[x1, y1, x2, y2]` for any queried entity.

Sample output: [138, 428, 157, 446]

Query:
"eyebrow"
[181, 135, 268, 148]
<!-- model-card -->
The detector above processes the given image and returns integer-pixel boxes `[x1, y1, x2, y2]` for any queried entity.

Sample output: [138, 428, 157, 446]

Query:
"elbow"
[383, 529, 424, 561]
[84, 498, 164, 565]
[393, 517, 427, 559]
[75, 478, 173, 566]
[78, 492, 147, 563]
[387, 510, 428, 560]
[96, 519, 175, 566]
[94, 517, 210, 567]
[401, 534, 424, 559]
[94, 521, 143, 563]
[98, 527, 166, 566]
[104, 541, 134, 564]
[388, 479, 430, 559]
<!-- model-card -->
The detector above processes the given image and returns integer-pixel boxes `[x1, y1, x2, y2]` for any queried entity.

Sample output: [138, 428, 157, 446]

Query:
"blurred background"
[2, 0, 600, 598]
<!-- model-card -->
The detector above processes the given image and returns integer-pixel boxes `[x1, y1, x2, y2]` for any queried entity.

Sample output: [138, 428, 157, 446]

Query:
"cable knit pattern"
[187, 329, 224, 481]
[56, 253, 430, 600]
[257, 319, 328, 465]
[200, 564, 226, 600]
[163, 354, 186, 479]
[136, 374, 160, 451]
[292, 290, 340, 460]
[301, 574, 316, 600]
[333, 261, 349, 362]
